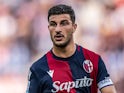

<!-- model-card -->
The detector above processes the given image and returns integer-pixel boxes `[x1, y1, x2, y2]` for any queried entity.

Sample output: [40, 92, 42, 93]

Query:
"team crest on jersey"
[83, 60, 93, 73]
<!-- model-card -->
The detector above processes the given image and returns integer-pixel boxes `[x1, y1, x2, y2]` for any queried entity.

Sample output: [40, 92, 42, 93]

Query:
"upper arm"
[100, 85, 117, 93]
[26, 69, 40, 93]
[97, 57, 115, 91]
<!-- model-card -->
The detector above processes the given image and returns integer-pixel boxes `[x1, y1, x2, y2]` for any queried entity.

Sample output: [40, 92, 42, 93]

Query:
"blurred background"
[0, 0, 124, 93]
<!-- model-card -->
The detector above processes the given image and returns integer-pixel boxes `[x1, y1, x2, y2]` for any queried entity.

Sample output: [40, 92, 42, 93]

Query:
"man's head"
[48, 4, 77, 48]
[48, 4, 75, 24]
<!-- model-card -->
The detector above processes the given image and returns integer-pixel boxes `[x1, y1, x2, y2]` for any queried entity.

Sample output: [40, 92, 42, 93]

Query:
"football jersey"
[26, 45, 113, 93]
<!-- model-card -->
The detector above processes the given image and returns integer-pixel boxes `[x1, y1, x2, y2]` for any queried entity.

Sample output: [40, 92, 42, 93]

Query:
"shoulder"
[78, 45, 101, 69]
[29, 54, 50, 80]
[30, 54, 49, 72]
[79, 45, 100, 59]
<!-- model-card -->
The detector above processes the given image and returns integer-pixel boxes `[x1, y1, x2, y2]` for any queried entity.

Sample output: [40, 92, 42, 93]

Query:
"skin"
[48, 14, 117, 93]
[48, 14, 77, 58]
[101, 85, 117, 93]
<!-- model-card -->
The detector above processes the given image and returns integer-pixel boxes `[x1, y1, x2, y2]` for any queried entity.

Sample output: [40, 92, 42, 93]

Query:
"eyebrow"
[49, 19, 71, 23]
[49, 21, 56, 23]
[61, 20, 69, 22]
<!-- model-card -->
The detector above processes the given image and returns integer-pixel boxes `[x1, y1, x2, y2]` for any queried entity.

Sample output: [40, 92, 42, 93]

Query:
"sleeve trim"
[98, 77, 113, 89]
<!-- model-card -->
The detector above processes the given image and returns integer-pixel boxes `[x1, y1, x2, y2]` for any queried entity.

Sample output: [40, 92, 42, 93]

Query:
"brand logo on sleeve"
[83, 60, 93, 73]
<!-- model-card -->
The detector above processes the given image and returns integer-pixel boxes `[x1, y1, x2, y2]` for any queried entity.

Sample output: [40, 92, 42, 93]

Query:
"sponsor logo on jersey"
[51, 76, 93, 92]
[83, 60, 93, 73]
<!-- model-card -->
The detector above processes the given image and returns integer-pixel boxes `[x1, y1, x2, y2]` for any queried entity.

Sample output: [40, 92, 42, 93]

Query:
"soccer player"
[26, 4, 117, 93]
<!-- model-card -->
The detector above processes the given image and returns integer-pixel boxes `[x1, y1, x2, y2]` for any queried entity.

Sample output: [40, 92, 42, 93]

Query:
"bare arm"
[100, 85, 117, 93]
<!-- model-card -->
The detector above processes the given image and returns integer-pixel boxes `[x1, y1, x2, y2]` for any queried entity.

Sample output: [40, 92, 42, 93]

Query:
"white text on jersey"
[51, 76, 93, 92]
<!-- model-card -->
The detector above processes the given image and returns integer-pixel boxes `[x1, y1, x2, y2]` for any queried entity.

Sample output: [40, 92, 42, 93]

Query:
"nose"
[55, 24, 62, 33]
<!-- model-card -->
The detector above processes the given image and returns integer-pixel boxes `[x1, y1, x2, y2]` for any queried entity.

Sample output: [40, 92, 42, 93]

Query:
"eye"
[49, 22, 57, 27]
[60, 20, 70, 26]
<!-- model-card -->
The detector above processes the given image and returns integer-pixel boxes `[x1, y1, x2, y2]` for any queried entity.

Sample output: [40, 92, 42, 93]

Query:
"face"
[48, 14, 77, 47]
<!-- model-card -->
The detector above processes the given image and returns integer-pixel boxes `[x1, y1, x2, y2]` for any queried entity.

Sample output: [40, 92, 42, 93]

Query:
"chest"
[46, 58, 94, 93]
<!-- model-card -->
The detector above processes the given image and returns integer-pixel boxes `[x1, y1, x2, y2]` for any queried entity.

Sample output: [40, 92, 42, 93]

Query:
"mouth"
[54, 34, 64, 41]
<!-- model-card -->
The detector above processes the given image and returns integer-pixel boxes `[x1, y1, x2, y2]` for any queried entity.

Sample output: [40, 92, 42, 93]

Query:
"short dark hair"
[48, 4, 75, 23]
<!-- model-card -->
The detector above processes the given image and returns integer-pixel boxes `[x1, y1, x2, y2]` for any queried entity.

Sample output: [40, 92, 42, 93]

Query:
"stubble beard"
[52, 37, 71, 48]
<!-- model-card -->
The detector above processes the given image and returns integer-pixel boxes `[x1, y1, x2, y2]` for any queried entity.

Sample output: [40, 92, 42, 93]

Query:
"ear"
[72, 23, 77, 33]
[48, 25, 50, 29]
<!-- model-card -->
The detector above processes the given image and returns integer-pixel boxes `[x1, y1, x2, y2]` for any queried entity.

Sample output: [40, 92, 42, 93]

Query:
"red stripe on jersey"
[46, 51, 76, 93]
[83, 48, 99, 93]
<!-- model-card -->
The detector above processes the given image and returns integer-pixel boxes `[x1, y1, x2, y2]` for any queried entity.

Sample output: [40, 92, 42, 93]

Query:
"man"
[26, 4, 117, 93]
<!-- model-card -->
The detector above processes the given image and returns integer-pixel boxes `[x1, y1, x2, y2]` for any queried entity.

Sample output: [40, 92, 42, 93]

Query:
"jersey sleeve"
[26, 68, 39, 93]
[97, 57, 113, 90]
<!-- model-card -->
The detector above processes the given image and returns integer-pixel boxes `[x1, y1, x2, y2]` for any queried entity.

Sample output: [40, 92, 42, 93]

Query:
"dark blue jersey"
[26, 45, 113, 93]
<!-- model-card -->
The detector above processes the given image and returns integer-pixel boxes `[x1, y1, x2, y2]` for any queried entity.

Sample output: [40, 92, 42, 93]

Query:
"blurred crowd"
[0, 0, 124, 93]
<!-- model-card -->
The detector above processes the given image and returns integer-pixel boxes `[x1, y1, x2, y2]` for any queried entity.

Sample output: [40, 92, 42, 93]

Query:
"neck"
[52, 43, 76, 58]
